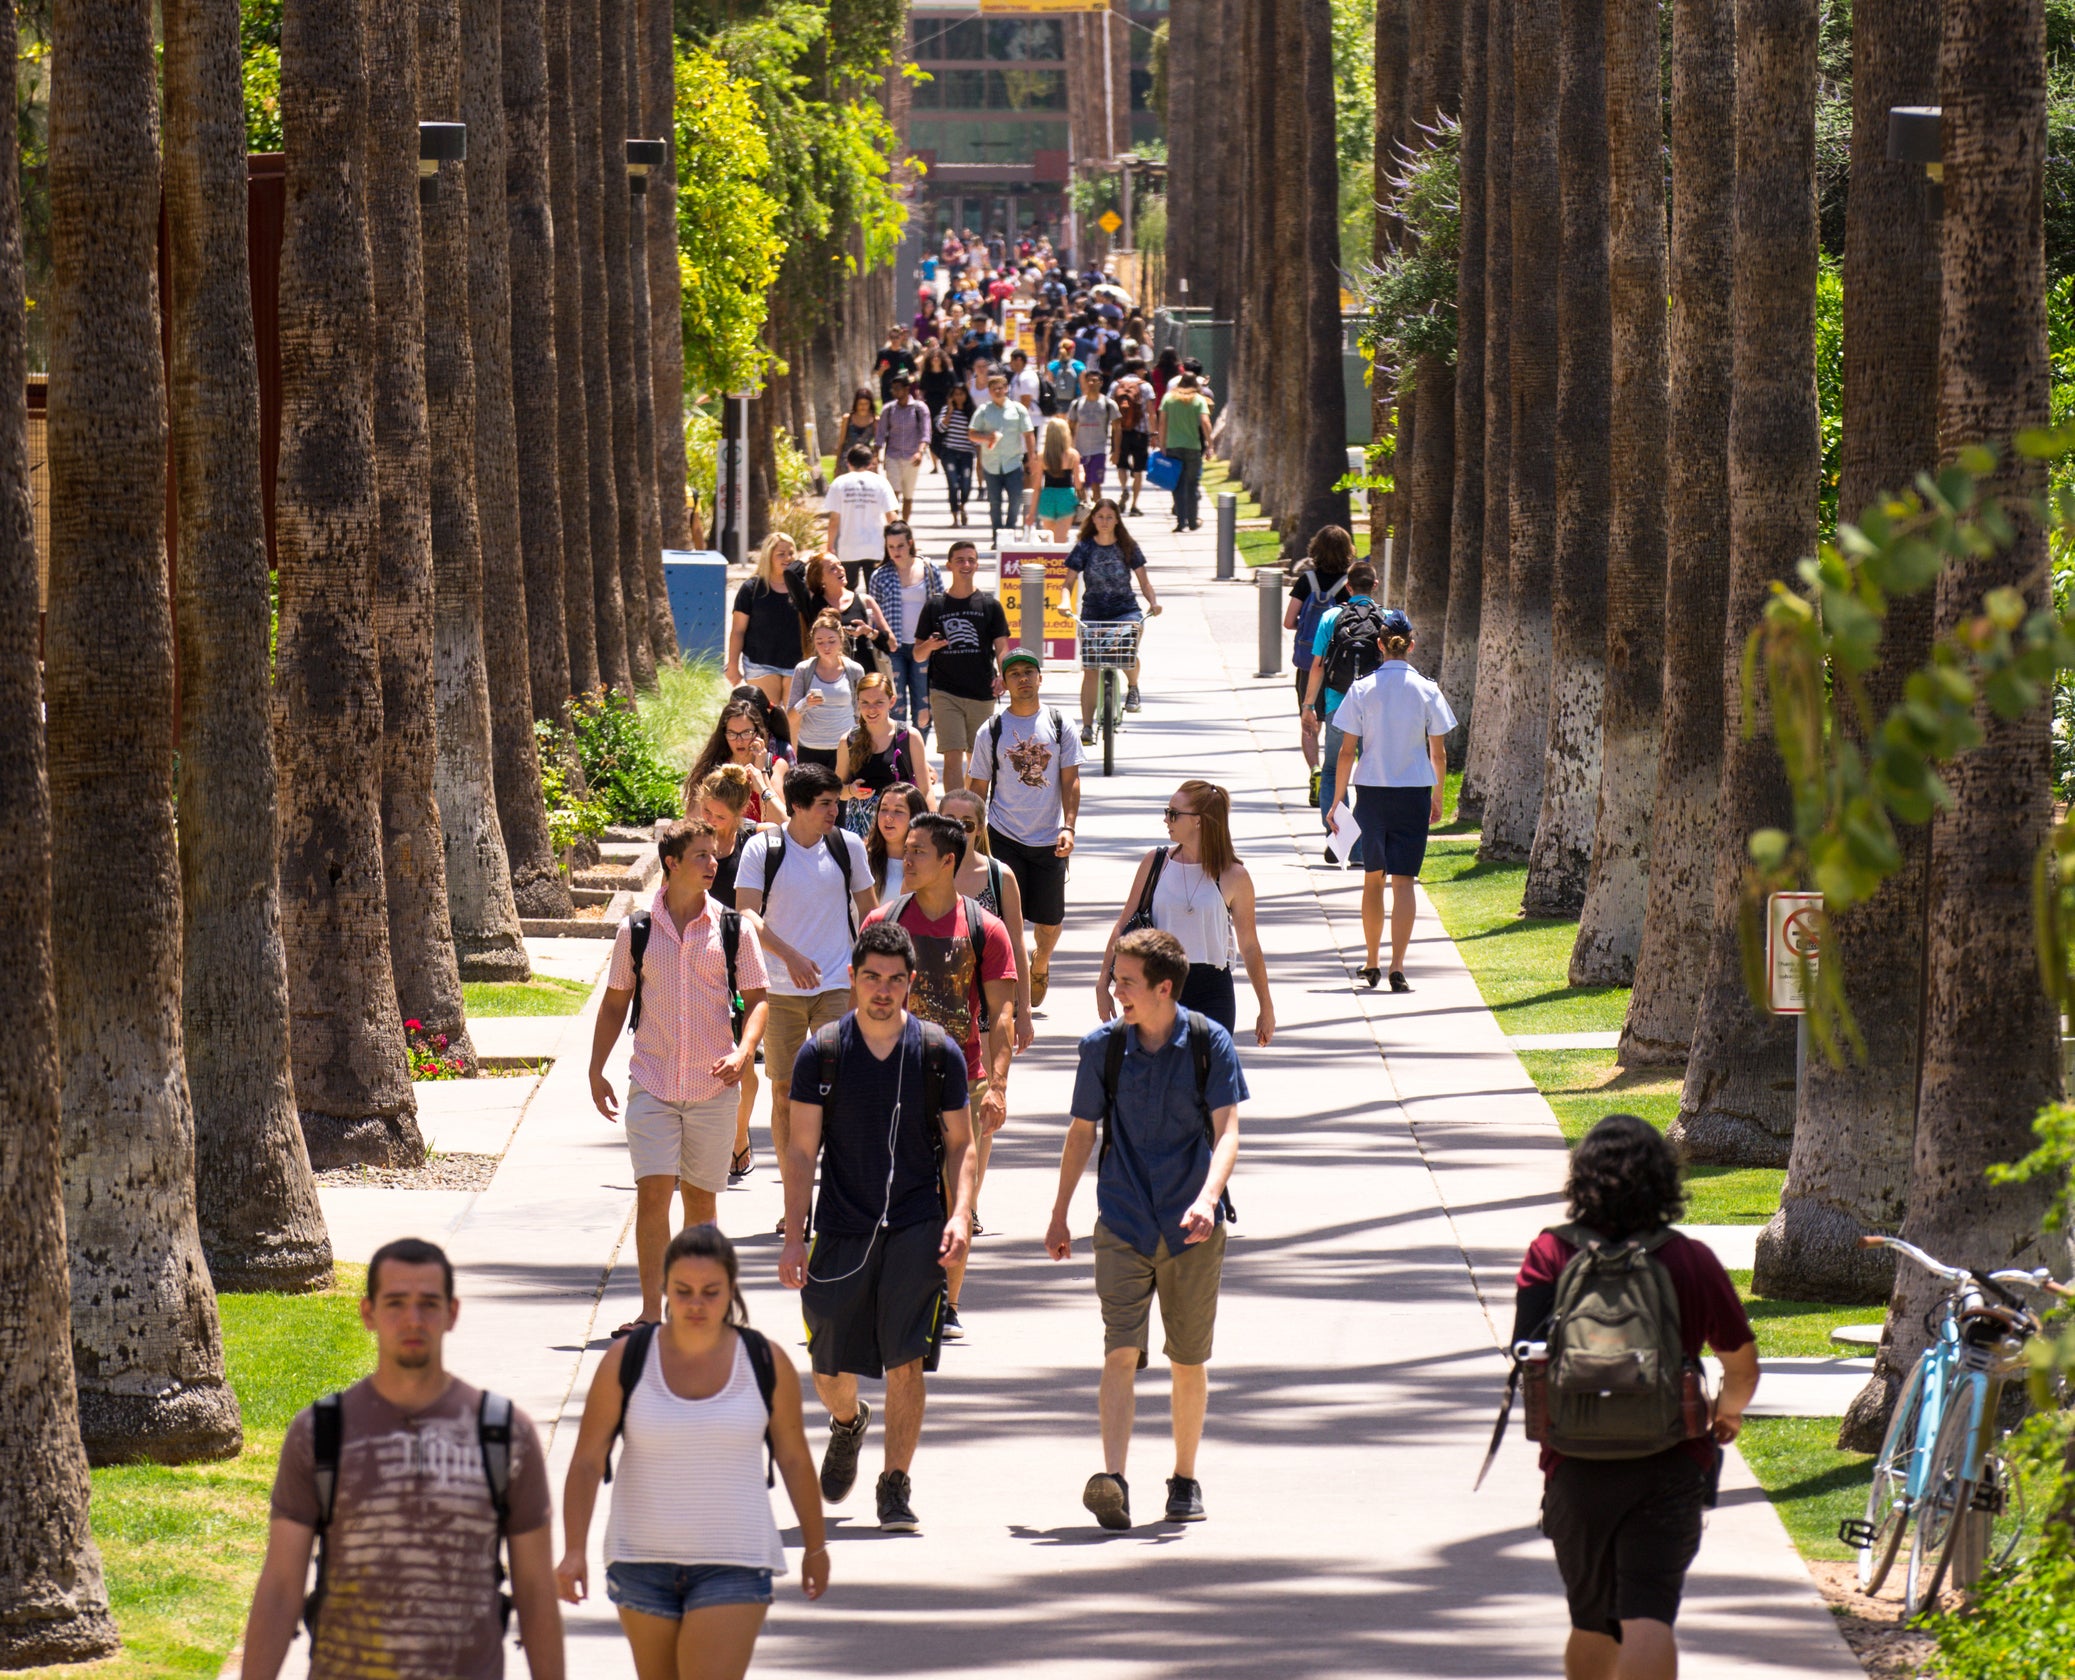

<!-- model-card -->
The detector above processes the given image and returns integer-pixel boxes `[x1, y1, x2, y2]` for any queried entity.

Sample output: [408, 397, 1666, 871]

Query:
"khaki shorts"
[625, 1086, 737, 1190]
[931, 688, 999, 754]
[885, 453, 922, 497]
[764, 989, 850, 1097]
[1093, 1220, 1227, 1369]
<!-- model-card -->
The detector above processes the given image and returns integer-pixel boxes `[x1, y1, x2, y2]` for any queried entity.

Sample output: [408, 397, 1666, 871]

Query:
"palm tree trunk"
[1438, 0, 1487, 765]
[643, 0, 689, 551]
[166, 0, 333, 1292]
[549, 0, 600, 694]
[1757, 0, 1940, 1310]
[1386, 382, 1414, 604]
[1618, 0, 1736, 1064]
[1480, 0, 1557, 860]
[1297, 0, 1353, 546]
[1569, 0, 1669, 984]
[623, 0, 671, 666]
[601, 0, 655, 688]
[467, 0, 576, 918]
[370, 0, 477, 1069]
[48, 0, 242, 1465]
[1457, 0, 1511, 825]
[423, 0, 534, 982]
[1844, 0, 2057, 1442]
[505, 0, 572, 718]
[1666, 0, 1813, 1169]
[575, 0, 631, 692]
[0, 0, 120, 1640]
[1405, 359, 1453, 668]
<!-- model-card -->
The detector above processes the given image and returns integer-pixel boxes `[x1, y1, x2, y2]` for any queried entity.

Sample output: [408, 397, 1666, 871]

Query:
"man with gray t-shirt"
[967, 648, 1083, 1007]
[1067, 370, 1120, 502]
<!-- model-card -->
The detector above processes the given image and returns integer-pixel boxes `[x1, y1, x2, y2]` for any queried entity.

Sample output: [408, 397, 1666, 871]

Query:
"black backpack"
[987, 706, 1067, 767]
[1321, 599, 1388, 696]
[756, 829, 859, 941]
[815, 1018, 962, 1217]
[627, 906, 745, 1041]
[1095, 1012, 1236, 1223]
[304, 1389, 516, 1638]
[605, 1321, 779, 1485]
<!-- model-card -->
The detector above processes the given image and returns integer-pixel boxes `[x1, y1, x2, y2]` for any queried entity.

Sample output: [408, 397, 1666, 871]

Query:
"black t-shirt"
[710, 820, 759, 908]
[876, 345, 917, 402]
[789, 1014, 969, 1235]
[914, 589, 1010, 701]
[735, 576, 803, 669]
[918, 364, 957, 412]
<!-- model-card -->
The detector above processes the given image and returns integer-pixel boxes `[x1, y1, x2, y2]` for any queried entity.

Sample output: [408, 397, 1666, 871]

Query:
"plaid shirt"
[876, 396, 932, 460]
[868, 559, 942, 645]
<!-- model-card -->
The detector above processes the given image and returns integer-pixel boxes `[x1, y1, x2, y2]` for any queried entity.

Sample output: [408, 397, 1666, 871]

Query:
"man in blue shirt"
[1045, 927, 1246, 1531]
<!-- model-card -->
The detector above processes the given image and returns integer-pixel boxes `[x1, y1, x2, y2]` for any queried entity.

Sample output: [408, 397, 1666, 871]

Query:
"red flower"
[405, 1019, 422, 1032]
[435, 1034, 449, 1049]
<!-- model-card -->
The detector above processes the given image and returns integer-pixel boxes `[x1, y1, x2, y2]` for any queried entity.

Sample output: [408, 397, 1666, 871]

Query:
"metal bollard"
[1215, 492, 1237, 580]
[1256, 565, 1282, 678]
[1020, 555, 1046, 655]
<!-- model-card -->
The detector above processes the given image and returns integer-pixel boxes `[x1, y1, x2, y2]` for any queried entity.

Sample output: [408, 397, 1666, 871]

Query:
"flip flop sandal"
[1030, 967, 1050, 1008]
[612, 1317, 658, 1339]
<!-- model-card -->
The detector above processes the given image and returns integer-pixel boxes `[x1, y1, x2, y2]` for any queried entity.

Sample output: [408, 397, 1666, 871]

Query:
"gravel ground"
[316, 1152, 500, 1190]
[1806, 1562, 1940, 1677]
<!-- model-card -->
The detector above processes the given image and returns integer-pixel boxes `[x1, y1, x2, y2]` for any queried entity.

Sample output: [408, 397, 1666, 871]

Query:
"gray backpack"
[1537, 1223, 1696, 1460]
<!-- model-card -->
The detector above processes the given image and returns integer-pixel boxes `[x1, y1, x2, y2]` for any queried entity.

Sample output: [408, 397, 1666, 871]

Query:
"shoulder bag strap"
[739, 1328, 779, 1487]
[304, 1393, 345, 1635]
[604, 1321, 659, 1484]
[626, 911, 652, 1034]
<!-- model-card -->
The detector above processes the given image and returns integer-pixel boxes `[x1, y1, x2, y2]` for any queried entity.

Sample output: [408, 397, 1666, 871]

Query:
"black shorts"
[801, 1218, 946, 1379]
[1353, 784, 1433, 877]
[1541, 1450, 1711, 1637]
[988, 826, 1069, 926]
[1116, 432, 1150, 471]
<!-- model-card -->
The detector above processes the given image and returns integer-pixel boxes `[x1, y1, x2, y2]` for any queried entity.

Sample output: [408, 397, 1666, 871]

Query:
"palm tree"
[1568, 0, 1668, 983]
[1402, 0, 1459, 651]
[601, 0, 655, 688]
[467, 0, 576, 917]
[1755, 0, 1939, 1309]
[575, 0, 631, 692]
[166, 0, 333, 1292]
[1666, 0, 1813, 1169]
[1844, 0, 2057, 1441]
[423, 0, 534, 982]
[1438, 0, 1487, 761]
[1457, 0, 1512, 826]
[505, 0, 573, 717]
[0, 0, 119, 1644]
[548, 0, 600, 695]
[1297, 0, 1353, 546]
[643, 0, 690, 550]
[624, 1, 673, 665]
[1520, 0, 1609, 917]
[370, 0, 477, 1067]
[1480, 0, 1557, 861]
[1617, 0, 1736, 1065]
[47, 0, 242, 1464]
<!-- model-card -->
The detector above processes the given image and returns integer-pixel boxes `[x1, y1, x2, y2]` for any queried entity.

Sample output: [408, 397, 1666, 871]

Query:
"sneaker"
[1389, 970, 1412, 993]
[729, 1146, 755, 1185]
[1082, 1471, 1131, 1531]
[941, 1303, 965, 1342]
[1308, 766, 1322, 808]
[1124, 686, 1141, 713]
[820, 1401, 870, 1504]
[876, 1469, 919, 1532]
[1080, 720, 1096, 745]
[1164, 1475, 1206, 1522]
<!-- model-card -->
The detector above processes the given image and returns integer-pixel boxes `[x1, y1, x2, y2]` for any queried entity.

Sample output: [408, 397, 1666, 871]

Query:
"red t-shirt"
[1515, 1229, 1755, 1473]
[863, 896, 1018, 1079]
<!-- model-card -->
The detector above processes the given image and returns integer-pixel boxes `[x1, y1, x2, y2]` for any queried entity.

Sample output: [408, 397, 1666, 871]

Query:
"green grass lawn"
[463, 975, 593, 1017]
[641, 658, 728, 776]
[1731, 1271, 1873, 1359]
[1738, 1417, 1871, 1563]
[62, 1269, 376, 1678]
[1199, 460, 1373, 566]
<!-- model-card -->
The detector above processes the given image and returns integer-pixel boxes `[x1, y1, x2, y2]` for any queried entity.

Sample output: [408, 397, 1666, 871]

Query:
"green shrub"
[1930, 1414, 2075, 1678]
[564, 687, 682, 824]
[533, 718, 612, 857]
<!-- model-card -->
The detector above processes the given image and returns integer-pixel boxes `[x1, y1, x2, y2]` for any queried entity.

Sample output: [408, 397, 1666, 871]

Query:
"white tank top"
[603, 1335, 788, 1572]
[1152, 854, 1235, 968]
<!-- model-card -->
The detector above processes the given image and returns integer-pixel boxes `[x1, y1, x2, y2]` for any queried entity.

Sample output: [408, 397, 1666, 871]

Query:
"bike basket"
[1078, 620, 1140, 669]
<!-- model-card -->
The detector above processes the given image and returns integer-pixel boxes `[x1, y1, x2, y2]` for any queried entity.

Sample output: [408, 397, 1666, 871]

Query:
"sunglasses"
[952, 818, 977, 833]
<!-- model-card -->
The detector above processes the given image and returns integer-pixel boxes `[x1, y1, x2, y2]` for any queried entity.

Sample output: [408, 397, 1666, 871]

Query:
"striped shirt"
[937, 405, 973, 455]
[605, 892, 766, 1104]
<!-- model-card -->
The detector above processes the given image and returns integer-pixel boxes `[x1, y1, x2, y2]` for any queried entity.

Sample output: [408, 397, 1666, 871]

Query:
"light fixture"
[1887, 106, 1941, 216]
[626, 138, 666, 195]
[419, 121, 467, 202]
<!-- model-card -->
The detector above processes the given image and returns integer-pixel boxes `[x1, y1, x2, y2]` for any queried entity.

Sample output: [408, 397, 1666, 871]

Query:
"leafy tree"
[1355, 118, 1459, 391]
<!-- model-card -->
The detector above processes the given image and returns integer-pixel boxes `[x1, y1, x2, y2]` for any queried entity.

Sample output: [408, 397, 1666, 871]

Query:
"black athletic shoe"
[820, 1401, 870, 1504]
[877, 1469, 919, 1532]
[1389, 970, 1412, 993]
[1164, 1476, 1206, 1522]
[1082, 1471, 1131, 1531]
[1360, 966, 1382, 990]
[940, 1303, 965, 1342]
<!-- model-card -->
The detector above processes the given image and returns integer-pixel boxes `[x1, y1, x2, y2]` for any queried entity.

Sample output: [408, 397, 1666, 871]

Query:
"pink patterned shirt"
[606, 891, 767, 1104]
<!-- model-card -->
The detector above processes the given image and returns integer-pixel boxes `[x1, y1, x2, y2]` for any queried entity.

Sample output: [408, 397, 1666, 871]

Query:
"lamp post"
[1887, 105, 1942, 218]
[419, 121, 466, 203]
[626, 137, 666, 196]
[1117, 151, 1137, 253]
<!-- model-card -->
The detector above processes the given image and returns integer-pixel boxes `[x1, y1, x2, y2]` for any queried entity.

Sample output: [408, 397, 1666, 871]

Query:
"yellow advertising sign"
[996, 552, 1079, 662]
[978, 0, 1111, 12]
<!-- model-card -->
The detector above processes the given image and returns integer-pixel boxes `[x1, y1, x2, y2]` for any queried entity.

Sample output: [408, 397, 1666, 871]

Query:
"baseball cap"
[1001, 648, 1042, 673]
[1380, 608, 1414, 641]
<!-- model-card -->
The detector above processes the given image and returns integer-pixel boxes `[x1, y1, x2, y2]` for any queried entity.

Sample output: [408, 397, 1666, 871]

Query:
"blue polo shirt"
[1313, 593, 1375, 714]
[1070, 1013, 1249, 1256]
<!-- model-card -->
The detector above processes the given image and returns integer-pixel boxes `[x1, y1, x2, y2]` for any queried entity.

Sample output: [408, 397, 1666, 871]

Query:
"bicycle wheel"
[1905, 1380, 1981, 1617]
[1101, 669, 1116, 777]
[1951, 1440, 2026, 1589]
[1859, 1356, 1930, 1595]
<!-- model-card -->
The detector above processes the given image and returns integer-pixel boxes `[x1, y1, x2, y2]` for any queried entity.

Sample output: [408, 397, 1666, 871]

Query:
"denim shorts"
[741, 658, 792, 682]
[606, 1561, 775, 1619]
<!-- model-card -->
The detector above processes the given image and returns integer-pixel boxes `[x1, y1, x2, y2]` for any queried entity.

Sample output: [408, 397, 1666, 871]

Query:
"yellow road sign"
[1097, 210, 1122, 234]
[978, 0, 1111, 11]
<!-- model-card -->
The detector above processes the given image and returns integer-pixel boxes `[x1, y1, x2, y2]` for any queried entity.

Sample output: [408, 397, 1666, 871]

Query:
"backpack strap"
[959, 895, 989, 988]
[302, 1392, 345, 1636]
[1183, 1009, 1237, 1223]
[825, 831, 858, 937]
[626, 911, 652, 1034]
[814, 1020, 844, 1099]
[719, 908, 746, 1042]
[603, 1319, 660, 1484]
[477, 1391, 516, 1634]
[739, 1327, 780, 1488]
[1048, 706, 1065, 747]
[918, 1021, 957, 1215]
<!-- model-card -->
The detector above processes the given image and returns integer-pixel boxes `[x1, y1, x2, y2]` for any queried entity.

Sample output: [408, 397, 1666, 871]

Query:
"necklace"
[1172, 849, 1209, 910]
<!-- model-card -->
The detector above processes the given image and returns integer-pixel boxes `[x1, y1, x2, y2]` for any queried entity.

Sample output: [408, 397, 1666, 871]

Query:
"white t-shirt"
[735, 827, 872, 997]
[1007, 367, 1041, 411]
[969, 706, 1083, 847]
[822, 471, 899, 567]
[1330, 660, 1459, 788]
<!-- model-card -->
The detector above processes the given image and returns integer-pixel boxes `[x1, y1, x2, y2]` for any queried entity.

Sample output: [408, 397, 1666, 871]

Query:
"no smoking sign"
[1766, 891, 1823, 1015]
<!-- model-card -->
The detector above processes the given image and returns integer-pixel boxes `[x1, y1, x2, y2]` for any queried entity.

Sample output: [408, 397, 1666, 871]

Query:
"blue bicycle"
[1844, 1234, 2066, 1615]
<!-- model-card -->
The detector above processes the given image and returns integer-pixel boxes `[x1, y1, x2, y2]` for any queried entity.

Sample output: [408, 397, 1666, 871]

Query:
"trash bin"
[661, 550, 728, 663]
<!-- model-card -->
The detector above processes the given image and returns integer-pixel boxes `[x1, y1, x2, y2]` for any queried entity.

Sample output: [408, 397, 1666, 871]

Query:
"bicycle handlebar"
[1858, 1234, 2059, 1296]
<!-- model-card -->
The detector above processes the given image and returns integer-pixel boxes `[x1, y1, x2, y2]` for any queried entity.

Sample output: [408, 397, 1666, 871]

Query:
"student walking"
[777, 922, 977, 1534]
[1061, 499, 1160, 733]
[1286, 526, 1355, 793]
[833, 388, 879, 468]
[822, 444, 899, 590]
[935, 385, 977, 525]
[1301, 560, 1386, 858]
[969, 371, 1038, 544]
[242, 1240, 566, 1680]
[556, 1226, 827, 1680]
[692, 768, 770, 1187]
[875, 374, 933, 523]
[912, 538, 1010, 795]
[786, 612, 866, 772]
[1108, 359, 1155, 515]
[837, 671, 933, 831]
[686, 701, 787, 828]
[1514, 1115, 1760, 1680]
[939, 787, 1035, 1052]
[1326, 607, 1456, 991]
[865, 781, 929, 899]
[1066, 368, 1120, 507]
[726, 533, 809, 709]
[1155, 373, 1211, 531]
[590, 820, 770, 1333]
[1097, 781, 1275, 1045]
[967, 648, 1082, 1010]
[867, 526, 942, 732]
[1045, 930, 1246, 1531]
[734, 763, 879, 1233]
[863, 814, 1019, 1344]
[1034, 417, 1083, 542]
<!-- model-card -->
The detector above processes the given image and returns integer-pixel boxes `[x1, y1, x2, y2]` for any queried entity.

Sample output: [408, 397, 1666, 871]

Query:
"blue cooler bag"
[1145, 450, 1183, 492]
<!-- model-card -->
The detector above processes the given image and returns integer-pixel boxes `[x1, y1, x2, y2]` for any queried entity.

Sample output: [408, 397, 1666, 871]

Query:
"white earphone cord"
[801, 1040, 906, 1286]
